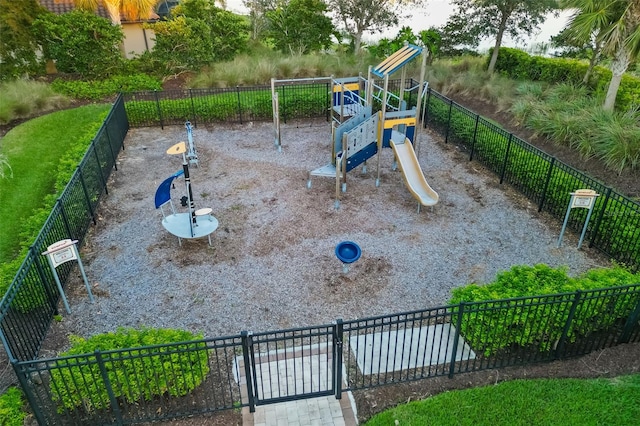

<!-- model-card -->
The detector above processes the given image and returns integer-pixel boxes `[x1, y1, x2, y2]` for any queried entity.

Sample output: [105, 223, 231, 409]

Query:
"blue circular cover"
[335, 241, 362, 264]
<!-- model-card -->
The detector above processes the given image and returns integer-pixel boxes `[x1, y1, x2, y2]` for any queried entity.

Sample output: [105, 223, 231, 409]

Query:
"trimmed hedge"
[491, 47, 640, 112]
[50, 327, 209, 412]
[449, 265, 640, 356]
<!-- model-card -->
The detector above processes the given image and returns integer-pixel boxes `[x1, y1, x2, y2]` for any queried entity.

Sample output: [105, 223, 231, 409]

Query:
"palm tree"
[563, 0, 640, 111]
[73, 0, 160, 25]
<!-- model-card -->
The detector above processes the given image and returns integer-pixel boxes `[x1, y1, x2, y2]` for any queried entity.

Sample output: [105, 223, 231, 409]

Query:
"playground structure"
[272, 44, 439, 211]
[154, 140, 218, 246]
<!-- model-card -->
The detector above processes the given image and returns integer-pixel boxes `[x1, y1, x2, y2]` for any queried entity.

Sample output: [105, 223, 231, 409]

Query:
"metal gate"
[241, 324, 340, 410]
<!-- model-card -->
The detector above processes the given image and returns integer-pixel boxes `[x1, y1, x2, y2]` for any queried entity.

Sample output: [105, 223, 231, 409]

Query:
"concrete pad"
[348, 324, 476, 375]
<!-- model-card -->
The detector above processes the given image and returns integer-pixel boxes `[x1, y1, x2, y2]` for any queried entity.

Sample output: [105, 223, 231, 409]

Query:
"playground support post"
[414, 49, 428, 157]
[376, 75, 390, 187]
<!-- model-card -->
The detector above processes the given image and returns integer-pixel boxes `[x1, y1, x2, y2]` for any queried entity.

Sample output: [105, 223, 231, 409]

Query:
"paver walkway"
[236, 325, 475, 425]
[235, 342, 357, 426]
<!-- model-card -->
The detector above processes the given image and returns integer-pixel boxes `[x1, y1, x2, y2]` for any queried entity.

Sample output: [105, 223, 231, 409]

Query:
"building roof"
[39, 0, 160, 22]
[40, 0, 111, 19]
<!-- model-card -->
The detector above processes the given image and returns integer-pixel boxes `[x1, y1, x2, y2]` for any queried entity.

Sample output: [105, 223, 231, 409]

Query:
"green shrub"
[492, 47, 640, 112]
[51, 74, 162, 100]
[125, 86, 326, 125]
[50, 327, 209, 413]
[449, 265, 640, 356]
[0, 387, 26, 426]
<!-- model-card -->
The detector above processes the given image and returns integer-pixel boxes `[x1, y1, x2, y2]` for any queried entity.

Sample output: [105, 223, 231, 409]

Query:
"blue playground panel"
[345, 142, 377, 173]
[382, 110, 417, 148]
[332, 77, 361, 107]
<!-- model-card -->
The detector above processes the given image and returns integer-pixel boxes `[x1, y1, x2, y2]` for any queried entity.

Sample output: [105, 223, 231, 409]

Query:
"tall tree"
[73, 0, 159, 24]
[32, 10, 124, 77]
[173, 0, 249, 60]
[562, 0, 640, 111]
[0, 0, 47, 80]
[243, 0, 276, 40]
[326, 0, 410, 52]
[265, 0, 335, 54]
[445, 0, 559, 73]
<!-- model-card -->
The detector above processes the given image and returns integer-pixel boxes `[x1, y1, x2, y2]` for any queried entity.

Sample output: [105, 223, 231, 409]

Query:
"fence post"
[92, 143, 109, 195]
[619, 296, 640, 343]
[538, 157, 556, 212]
[423, 89, 432, 128]
[499, 133, 513, 184]
[282, 86, 287, 124]
[325, 82, 330, 122]
[189, 89, 196, 126]
[29, 247, 59, 317]
[555, 291, 582, 359]
[236, 86, 243, 124]
[57, 199, 73, 239]
[241, 331, 256, 413]
[103, 126, 118, 171]
[444, 99, 453, 144]
[449, 302, 465, 378]
[13, 362, 48, 426]
[78, 167, 97, 225]
[470, 114, 480, 161]
[588, 187, 612, 248]
[153, 90, 164, 129]
[334, 319, 344, 399]
[94, 350, 124, 424]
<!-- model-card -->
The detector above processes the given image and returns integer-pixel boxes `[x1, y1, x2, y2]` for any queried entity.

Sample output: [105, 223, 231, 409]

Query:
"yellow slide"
[390, 137, 439, 206]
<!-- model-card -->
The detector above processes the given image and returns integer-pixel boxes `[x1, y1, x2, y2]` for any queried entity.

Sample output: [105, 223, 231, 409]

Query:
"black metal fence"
[123, 79, 419, 128]
[0, 95, 129, 363]
[424, 90, 640, 271]
[13, 285, 640, 424]
[4, 81, 640, 425]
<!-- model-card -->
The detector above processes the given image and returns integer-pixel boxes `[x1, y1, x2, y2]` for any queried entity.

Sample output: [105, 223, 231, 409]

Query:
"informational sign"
[42, 239, 94, 314]
[45, 239, 79, 268]
[558, 189, 600, 249]
[571, 189, 598, 209]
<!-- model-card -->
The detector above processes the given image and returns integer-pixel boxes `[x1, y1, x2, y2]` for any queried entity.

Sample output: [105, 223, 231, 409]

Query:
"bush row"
[50, 327, 209, 412]
[491, 47, 640, 111]
[449, 264, 640, 356]
[51, 74, 162, 100]
[125, 87, 328, 126]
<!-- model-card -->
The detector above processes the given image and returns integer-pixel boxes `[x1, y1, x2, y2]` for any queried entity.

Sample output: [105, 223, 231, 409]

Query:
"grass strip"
[365, 374, 640, 425]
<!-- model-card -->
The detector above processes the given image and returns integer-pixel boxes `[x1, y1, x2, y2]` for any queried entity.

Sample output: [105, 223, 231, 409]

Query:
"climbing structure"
[307, 44, 439, 211]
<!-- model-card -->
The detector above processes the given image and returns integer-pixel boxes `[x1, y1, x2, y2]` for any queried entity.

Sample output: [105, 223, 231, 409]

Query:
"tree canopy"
[326, 0, 406, 52]
[444, 0, 559, 73]
[0, 0, 47, 80]
[265, 0, 335, 54]
[32, 11, 124, 78]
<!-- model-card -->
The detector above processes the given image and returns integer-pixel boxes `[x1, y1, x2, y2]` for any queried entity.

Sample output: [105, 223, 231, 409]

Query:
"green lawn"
[0, 104, 110, 263]
[365, 374, 640, 426]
